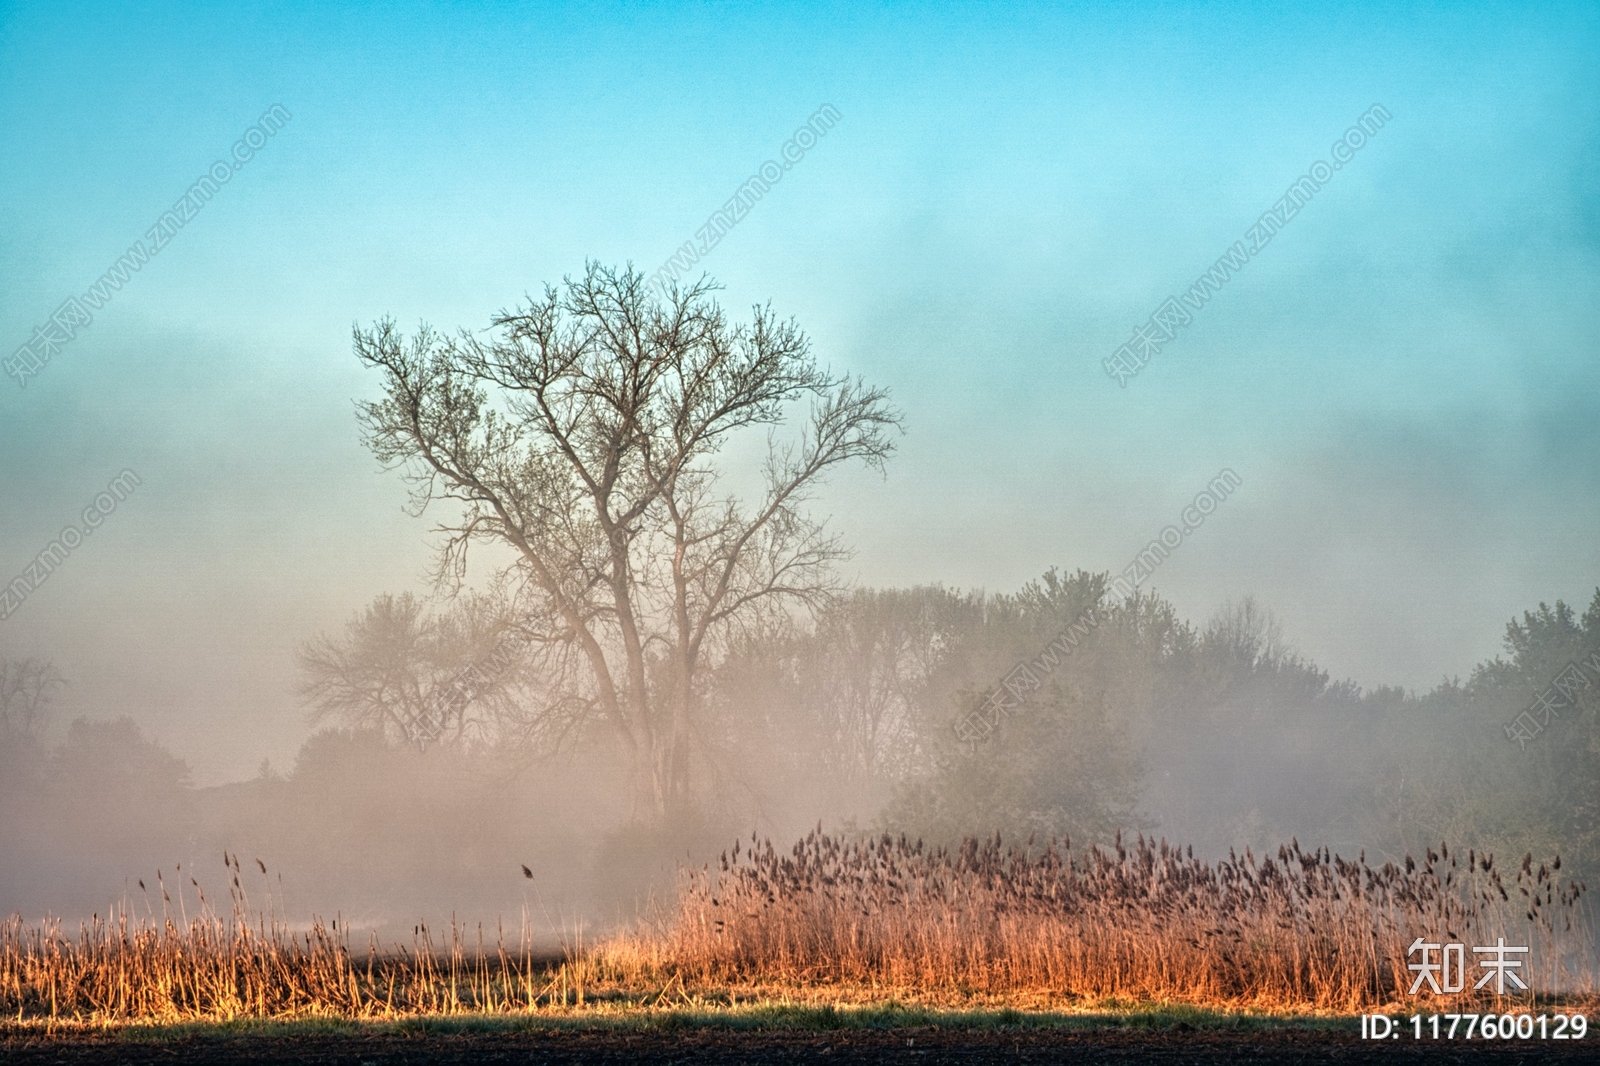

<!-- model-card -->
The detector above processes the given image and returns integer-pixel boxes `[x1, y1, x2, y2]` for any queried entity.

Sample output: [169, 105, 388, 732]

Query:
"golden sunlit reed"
[609, 830, 1593, 1012]
[2, 834, 1592, 1023]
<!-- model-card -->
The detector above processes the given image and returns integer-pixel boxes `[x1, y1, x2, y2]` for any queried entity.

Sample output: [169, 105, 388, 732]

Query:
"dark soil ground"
[5, 1026, 1598, 1065]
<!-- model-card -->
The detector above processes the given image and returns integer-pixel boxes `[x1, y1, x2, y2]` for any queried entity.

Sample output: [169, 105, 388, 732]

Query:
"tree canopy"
[352, 263, 900, 817]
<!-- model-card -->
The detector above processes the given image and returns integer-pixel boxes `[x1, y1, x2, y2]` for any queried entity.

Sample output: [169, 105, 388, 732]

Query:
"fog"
[2, 2, 1597, 944]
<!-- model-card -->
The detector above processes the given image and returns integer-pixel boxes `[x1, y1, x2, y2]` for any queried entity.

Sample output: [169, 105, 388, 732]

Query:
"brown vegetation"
[0, 912, 584, 1021]
[610, 829, 1594, 1011]
[1, 834, 1591, 1022]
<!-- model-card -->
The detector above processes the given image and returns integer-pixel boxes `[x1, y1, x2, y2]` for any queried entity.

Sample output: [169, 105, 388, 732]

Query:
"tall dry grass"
[606, 829, 1593, 1011]
[0, 854, 594, 1022]
[3, 834, 1591, 1021]
[0, 912, 601, 1021]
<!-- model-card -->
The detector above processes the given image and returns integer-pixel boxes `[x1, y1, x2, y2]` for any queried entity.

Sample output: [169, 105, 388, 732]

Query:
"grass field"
[2, 832, 1591, 1026]
[0, 1008, 1496, 1066]
[2, 1000, 1362, 1037]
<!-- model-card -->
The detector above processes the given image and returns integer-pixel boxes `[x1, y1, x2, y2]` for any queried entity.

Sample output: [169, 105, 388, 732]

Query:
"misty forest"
[8, 0, 1600, 1056]
[2, 268, 1595, 1018]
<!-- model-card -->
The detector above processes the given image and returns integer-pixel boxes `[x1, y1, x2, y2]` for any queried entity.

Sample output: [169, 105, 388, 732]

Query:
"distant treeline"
[2, 574, 1595, 926]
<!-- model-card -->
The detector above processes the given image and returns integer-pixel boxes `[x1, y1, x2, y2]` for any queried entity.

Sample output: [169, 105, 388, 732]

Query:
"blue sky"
[2, 0, 1596, 781]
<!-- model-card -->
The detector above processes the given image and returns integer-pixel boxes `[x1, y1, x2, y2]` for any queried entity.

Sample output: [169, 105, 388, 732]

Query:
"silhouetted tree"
[881, 571, 1152, 845]
[0, 657, 64, 810]
[1364, 589, 1600, 880]
[0, 657, 63, 744]
[354, 263, 900, 817]
[297, 590, 557, 749]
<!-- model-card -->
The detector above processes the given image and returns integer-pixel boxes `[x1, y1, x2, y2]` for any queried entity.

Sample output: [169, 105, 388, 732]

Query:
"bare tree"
[797, 587, 980, 785]
[297, 590, 570, 750]
[354, 263, 900, 816]
[0, 657, 64, 743]
[1203, 596, 1288, 670]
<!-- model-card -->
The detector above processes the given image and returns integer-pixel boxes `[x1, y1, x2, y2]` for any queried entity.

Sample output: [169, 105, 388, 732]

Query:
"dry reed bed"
[605, 830, 1593, 1012]
[0, 911, 605, 1021]
[0, 854, 595, 1022]
[2, 835, 1592, 1021]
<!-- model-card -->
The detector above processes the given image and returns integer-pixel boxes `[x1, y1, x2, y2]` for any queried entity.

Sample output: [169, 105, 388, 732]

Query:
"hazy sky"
[2, 1, 1596, 784]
